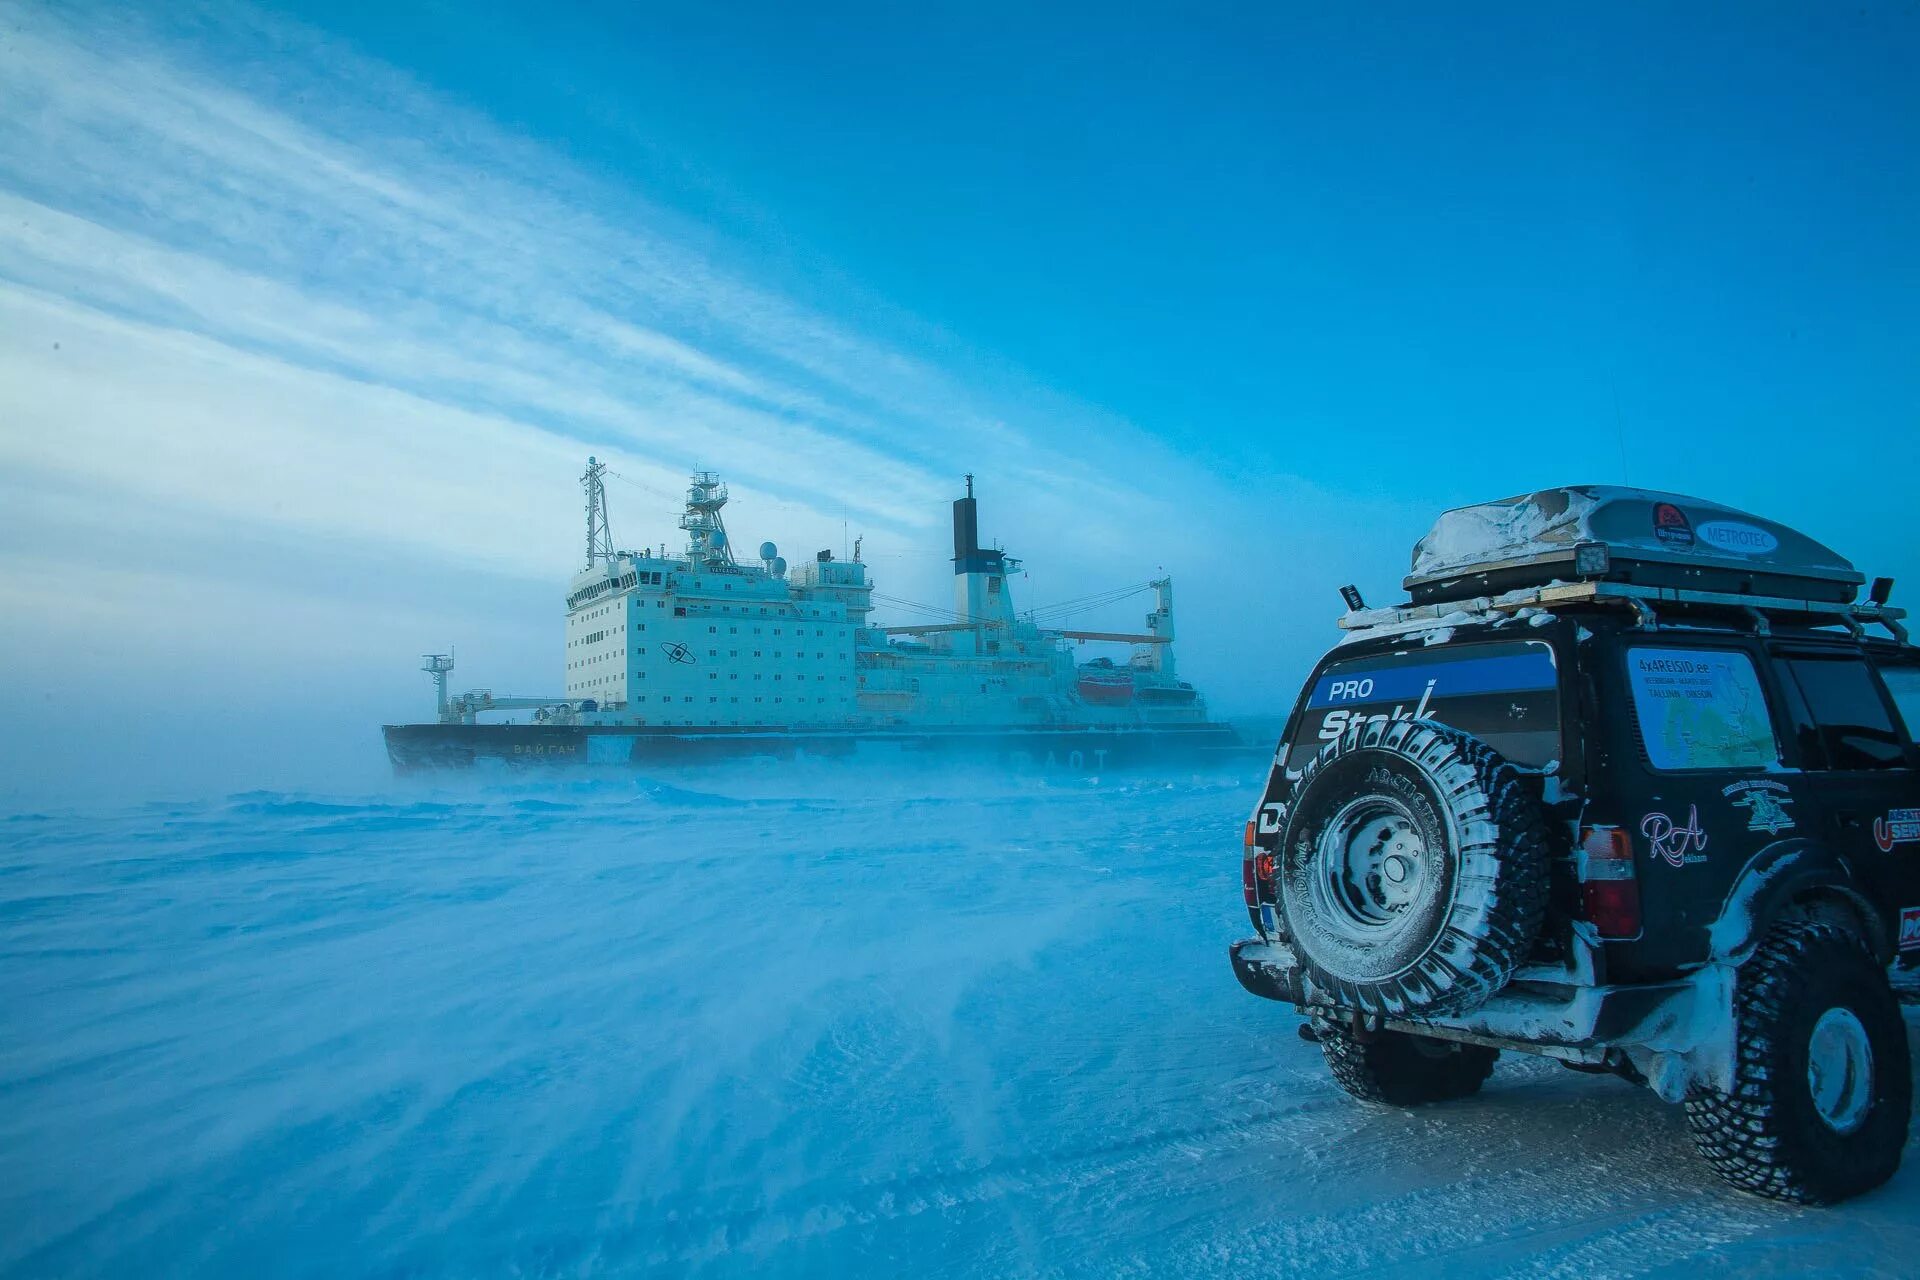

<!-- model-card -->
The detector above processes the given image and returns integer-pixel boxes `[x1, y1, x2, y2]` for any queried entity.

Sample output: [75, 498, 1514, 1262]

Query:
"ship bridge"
[560, 459, 870, 726]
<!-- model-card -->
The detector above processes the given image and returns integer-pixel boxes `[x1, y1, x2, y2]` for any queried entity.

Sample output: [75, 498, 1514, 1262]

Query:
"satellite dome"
[772, 556, 788, 576]
[759, 541, 778, 560]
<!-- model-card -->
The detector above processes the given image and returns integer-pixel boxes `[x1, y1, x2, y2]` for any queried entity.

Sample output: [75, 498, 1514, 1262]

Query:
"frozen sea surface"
[3, 762, 1917, 1278]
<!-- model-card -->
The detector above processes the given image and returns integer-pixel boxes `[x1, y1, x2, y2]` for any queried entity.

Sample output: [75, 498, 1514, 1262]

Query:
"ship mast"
[582, 456, 613, 569]
[679, 471, 736, 568]
[421, 652, 455, 721]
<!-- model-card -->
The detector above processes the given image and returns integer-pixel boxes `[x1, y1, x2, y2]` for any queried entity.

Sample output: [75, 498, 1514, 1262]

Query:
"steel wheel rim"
[1807, 1006, 1874, 1135]
[1311, 795, 1430, 944]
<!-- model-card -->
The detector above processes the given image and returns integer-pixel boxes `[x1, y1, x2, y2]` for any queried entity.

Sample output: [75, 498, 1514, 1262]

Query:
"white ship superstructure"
[562, 464, 867, 725]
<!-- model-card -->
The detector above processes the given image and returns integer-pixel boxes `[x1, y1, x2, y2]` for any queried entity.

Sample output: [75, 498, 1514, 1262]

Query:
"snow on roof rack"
[1404, 486, 1863, 607]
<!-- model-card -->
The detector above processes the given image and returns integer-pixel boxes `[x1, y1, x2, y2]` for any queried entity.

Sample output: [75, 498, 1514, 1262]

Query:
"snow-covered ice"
[2, 763, 1916, 1278]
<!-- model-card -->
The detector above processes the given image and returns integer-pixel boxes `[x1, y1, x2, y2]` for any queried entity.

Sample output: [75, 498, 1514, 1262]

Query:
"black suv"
[1232, 486, 1918, 1204]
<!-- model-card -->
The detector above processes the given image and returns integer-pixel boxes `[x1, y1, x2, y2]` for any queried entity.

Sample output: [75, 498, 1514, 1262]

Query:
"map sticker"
[1628, 648, 1779, 771]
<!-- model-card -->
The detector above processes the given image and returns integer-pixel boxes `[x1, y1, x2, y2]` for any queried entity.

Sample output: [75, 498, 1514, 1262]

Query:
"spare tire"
[1277, 717, 1549, 1018]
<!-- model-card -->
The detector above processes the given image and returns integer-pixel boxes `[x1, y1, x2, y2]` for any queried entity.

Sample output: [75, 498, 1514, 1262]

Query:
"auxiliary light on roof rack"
[1572, 541, 1610, 578]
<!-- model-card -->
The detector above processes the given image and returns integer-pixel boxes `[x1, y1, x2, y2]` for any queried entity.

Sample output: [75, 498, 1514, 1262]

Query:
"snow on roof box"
[1405, 486, 1863, 606]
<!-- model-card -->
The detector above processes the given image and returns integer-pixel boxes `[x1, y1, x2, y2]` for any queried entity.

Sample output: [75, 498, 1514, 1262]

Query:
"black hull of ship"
[381, 721, 1255, 773]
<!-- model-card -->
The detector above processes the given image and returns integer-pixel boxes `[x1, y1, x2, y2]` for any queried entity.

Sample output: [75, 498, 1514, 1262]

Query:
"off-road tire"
[1683, 921, 1911, 1205]
[1277, 718, 1550, 1018]
[1318, 1022, 1499, 1106]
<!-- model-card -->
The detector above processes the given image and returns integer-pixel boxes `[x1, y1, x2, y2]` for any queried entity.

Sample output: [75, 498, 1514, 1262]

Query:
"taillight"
[1577, 824, 1642, 939]
[1242, 821, 1258, 907]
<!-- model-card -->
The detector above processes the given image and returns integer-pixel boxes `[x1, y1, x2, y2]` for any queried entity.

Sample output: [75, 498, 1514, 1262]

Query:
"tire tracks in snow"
[632, 1084, 1359, 1272]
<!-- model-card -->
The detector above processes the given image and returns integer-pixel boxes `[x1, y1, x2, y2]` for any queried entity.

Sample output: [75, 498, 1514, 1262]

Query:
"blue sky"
[313, 1, 1918, 483]
[0, 1, 1915, 795]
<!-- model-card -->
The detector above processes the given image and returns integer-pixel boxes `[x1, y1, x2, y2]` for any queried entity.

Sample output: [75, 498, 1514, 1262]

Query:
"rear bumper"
[1230, 936, 1734, 1092]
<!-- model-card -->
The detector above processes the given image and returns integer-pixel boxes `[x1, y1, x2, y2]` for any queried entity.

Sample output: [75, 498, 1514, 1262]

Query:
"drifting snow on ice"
[2, 764, 1917, 1278]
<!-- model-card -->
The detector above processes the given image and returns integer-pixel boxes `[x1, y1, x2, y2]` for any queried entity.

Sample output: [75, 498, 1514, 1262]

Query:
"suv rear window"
[1782, 657, 1906, 771]
[1885, 667, 1920, 743]
[1627, 647, 1778, 771]
[1287, 638, 1559, 769]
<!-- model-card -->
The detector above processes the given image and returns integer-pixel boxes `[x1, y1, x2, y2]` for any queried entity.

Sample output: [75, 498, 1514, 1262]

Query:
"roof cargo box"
[1405, 486, 1863, 607]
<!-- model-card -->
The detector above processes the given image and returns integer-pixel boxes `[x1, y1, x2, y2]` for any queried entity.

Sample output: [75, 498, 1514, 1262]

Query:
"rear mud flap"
[1230, 938, 1307, 1004]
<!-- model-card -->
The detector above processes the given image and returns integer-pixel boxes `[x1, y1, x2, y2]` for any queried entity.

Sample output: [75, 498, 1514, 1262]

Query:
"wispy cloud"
[0, 0, 1191, 565]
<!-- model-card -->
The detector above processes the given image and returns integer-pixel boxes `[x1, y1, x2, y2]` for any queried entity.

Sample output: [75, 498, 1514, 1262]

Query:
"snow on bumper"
[1230, 938, 1737, 1099]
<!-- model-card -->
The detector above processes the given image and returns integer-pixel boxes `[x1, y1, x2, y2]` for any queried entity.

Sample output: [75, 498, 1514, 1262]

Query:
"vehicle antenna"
[1611, 385, 1630, 485]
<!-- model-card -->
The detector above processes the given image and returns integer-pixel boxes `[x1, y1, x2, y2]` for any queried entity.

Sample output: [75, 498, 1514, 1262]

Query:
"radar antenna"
[678, 470, 737, 568]
[582, 456, 614, 568]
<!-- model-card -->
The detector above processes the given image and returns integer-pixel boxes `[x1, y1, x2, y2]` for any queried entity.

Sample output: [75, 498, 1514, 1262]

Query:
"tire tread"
[1281, 719, 1551, 1018]
[1319, 1023, 1499, 1106]
[1682, 921, 1911, 1204]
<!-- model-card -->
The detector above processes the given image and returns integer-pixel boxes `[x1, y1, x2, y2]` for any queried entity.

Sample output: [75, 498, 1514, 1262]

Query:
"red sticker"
[1875, 808, 1920, 852]
[1652, 501, 1695, 548]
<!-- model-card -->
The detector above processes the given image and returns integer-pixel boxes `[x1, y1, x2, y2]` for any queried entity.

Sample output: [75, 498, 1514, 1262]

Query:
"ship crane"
[878, 621, 1167, 643]
[1055, 630, 1170, 644]
[880, 620, 1002, 636]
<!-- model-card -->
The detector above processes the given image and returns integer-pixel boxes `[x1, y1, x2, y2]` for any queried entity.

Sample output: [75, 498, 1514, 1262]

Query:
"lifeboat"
[1076, 668, 1136, 705]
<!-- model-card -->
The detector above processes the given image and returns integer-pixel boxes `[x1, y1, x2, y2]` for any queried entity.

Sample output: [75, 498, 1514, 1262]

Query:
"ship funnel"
[952, 474, 1003, 577]
[952, 482, 978, 572]
[951, 475, 1012, 642]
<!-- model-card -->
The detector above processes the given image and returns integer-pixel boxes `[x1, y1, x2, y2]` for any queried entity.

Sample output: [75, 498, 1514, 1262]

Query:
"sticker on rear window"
[1291, 640, 1560, 770]
[1627, 648, 1779, 771]
[1305, 650, 1556, 710]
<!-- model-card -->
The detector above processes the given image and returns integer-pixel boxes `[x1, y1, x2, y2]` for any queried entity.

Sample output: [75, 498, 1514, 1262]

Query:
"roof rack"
[1341, 580, 1909, 645]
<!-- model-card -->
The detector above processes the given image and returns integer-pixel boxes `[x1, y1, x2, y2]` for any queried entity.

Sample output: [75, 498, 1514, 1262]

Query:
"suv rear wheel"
[1317, 1022, 1499, 1105]
[1683, 921, 1911, 1204]
[1277, 719, 1550, 1018]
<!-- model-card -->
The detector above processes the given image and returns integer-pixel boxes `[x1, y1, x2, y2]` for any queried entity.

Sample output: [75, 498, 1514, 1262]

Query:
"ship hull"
[382, 721, 1254, 774]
